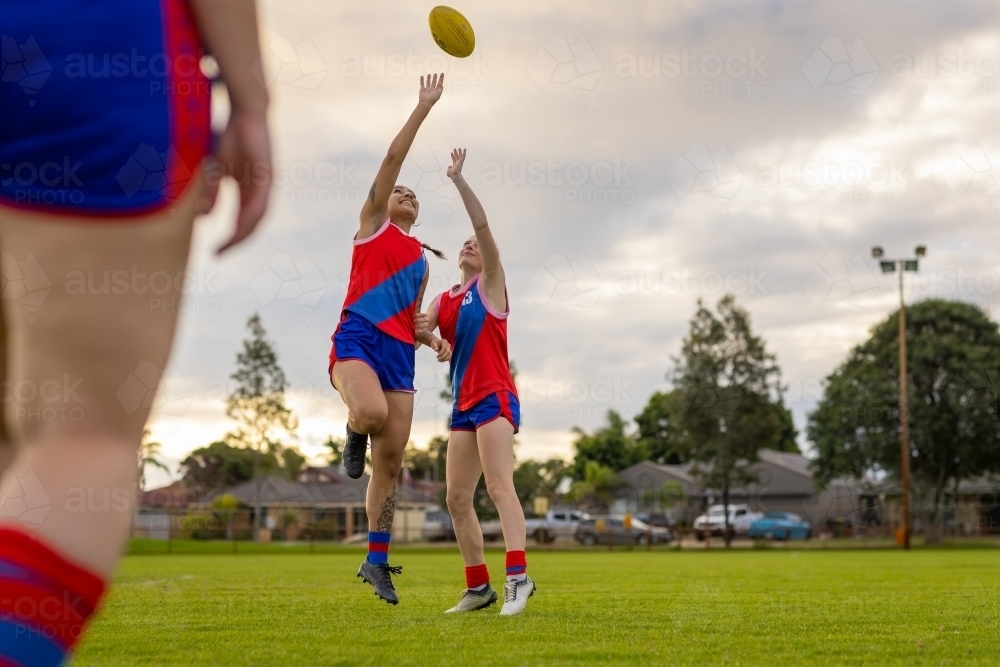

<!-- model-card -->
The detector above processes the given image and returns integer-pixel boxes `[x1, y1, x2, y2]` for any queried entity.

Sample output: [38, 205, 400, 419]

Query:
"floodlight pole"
[872, 245, 924, 551]
[897, 267, 911, 551]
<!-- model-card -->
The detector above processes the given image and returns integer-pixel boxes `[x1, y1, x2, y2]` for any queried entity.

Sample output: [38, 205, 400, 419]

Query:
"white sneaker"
[499, 576, 535, 616]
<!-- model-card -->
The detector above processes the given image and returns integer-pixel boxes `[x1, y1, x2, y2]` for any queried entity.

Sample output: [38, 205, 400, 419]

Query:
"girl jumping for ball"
[329, 75, 451, 605]
[416, 148, 535, 616]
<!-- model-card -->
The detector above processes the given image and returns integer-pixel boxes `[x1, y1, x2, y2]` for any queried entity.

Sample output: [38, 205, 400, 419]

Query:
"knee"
[446, 487, 474, 515]
[485, 479, 517, 507]
[352, 405, 388, 434]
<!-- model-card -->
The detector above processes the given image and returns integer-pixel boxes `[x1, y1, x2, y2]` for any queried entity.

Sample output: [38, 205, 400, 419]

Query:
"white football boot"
[499, 576, 535, 616]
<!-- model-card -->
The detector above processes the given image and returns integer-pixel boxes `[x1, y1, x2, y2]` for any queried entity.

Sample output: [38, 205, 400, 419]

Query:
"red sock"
[0, 526, 107, 665]
[465, 563, 489, 589]
[505, 550, 527, 577]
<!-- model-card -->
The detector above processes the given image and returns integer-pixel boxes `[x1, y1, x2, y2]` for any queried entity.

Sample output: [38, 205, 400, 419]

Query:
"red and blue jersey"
[435, 276, 518, 411]
[0, 0, 212, 215]
[342, 221, 428, 344]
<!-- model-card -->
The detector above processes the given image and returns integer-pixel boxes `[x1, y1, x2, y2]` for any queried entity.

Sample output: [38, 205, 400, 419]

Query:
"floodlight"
[915, 245, 926, 257]
[871, 246, 884, 259]
[880, 261, 896, 273]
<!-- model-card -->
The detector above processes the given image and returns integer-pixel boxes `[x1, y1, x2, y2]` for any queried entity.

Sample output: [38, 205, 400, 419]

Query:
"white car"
[692, 504, 761, 539]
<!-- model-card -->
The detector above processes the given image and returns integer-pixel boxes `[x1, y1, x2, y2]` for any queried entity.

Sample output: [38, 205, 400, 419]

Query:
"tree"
[226, 313, 298, 540]
[323, 436, 344, 467]
[137, 428, 169, 491]
[669, 295, 793, 545]
[809, 299, 1000, 540]
[512, 458, 571, 510]
[180, 441, 268, 492]
[404, 436, 448, 482]
[634, 390, 681, 464]
[568, 461, 622, 511]
[570, 410, 649, 479]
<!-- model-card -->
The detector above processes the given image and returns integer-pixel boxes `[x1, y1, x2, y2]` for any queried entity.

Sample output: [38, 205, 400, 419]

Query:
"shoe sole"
[345, 465, 364, 479]
[357, 570, 399, 605]
[445, 596, 498, 613]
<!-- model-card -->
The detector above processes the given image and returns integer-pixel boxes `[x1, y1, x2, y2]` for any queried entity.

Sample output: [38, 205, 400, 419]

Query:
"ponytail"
[422, 243, 446, 260]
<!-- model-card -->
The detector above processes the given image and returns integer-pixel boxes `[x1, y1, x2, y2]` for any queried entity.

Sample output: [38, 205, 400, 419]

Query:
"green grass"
[75, 546, 999, 666]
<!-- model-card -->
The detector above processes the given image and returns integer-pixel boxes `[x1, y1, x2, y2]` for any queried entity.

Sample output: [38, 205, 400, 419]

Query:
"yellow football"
[429, 6, 475, 58]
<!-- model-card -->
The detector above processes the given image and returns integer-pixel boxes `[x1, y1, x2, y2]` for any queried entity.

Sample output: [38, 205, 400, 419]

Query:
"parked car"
[747, 512, 812, 540]
[422, 510, 454, 541]
[478, 519, 503, 542]
[574, 516, 672, 546]
[692, 504, 761, 540]
[525, 509, 591, 543]
[634, 511, 677, 529]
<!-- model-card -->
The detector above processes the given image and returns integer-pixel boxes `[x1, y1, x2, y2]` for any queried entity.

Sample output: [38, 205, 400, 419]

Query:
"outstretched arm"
[358, 74, 444, 239]
[448, 149, 506, 312]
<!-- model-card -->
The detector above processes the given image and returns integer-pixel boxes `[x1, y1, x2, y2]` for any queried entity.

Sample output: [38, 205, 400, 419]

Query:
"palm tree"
[138, 429, 169, 491]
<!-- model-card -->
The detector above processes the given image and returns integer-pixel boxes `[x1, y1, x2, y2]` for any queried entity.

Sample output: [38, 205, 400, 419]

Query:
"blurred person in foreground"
[0, 1, 272, 664]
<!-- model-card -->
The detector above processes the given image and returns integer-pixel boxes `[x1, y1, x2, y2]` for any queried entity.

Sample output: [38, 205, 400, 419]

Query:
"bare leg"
[331, 360, 388, 434]
[0, 184, 199, 577]
[446, 430, 485, 566]
[365, 391, 413, 533]
[478, 418, 525, 553]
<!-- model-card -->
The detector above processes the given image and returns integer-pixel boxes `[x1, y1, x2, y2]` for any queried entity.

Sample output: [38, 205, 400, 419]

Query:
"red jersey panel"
[342, 222, 428, 344]
[436, 276, 518, 411]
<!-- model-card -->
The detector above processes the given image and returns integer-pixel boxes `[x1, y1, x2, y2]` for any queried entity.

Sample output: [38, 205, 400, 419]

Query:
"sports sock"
[465, 563, 489, 591]
[0, 526, 107, 667]
[505, 550, 527, 582]
[366, 531, 391, 564]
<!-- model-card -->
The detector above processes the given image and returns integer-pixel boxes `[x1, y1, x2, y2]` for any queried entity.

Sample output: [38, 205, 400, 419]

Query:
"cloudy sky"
[144, 0, 1000, 486]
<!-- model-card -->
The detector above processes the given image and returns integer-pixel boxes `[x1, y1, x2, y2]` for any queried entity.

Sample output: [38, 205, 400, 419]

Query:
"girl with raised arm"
[416, 149, 535, 616]
[328, 75, 451, 605]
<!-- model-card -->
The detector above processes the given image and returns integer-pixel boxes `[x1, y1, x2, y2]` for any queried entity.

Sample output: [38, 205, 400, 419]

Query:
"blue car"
[748, 512, 812, 540]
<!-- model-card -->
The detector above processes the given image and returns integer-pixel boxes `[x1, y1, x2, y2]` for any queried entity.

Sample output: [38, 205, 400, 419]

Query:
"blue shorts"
[450, 391, 520, 434]
[329, 312, 415, 393]
[0, 0, 212, 215]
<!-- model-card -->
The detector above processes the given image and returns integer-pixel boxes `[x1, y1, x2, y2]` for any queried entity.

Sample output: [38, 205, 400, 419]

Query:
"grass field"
[75, 544, 999, 666]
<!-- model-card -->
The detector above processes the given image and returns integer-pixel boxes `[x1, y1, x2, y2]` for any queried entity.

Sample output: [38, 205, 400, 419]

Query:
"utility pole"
[872, 245, 925, 551]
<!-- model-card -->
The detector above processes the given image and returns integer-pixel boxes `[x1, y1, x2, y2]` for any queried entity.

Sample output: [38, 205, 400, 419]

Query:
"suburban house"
[616, 449, 873, 529]
[136, 466, 442, 542]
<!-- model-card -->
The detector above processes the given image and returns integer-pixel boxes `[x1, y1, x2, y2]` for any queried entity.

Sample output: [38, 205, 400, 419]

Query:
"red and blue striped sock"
[465, 563, 489, 591]
[0, 526, 106, 667]
[505, 550, 527, 581]
[367, 531, 391, 565]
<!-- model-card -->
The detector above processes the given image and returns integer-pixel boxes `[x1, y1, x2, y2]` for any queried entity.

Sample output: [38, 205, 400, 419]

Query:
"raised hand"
[419, 73, 445, 106]
[447, 148, 466, 181]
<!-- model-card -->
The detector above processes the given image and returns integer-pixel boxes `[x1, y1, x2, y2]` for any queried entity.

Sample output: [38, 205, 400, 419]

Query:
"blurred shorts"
[0, 0, 211, 216]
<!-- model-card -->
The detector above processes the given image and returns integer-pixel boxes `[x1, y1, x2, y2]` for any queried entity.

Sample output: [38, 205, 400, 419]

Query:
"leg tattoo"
[376, 488, 396, 533]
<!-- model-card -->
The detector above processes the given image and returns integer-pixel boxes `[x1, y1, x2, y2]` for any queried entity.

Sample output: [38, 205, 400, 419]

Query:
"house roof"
[208, 472, 439, 508]
[617, 449, 834, 498]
